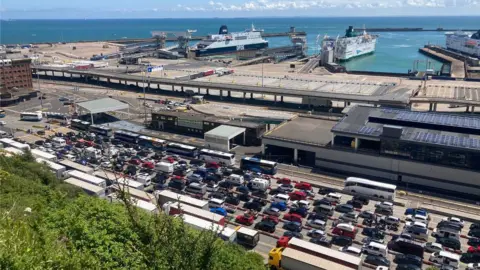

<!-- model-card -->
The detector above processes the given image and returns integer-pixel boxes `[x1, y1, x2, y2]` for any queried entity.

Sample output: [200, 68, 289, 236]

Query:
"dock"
[419, 46, 466, 79]
[356, 27, 478, 32]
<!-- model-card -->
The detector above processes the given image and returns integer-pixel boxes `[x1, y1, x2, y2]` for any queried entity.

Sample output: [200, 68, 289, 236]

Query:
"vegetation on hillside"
[0, 153, 265, 269]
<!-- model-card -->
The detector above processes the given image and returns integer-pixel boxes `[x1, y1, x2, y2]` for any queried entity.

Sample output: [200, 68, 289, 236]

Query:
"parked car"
[225, 195, 240, 206]
[306, 219, 326, 230]
[310, 236, 332, 247]
[283, 213, 303, 223]
[437, 237, 461, 250]
[283, 231, 303, 239]
[294, 182, 312, 190]
[360, 210, 375, 219]
[313, 198, 332, 206]
[396, 264, 421, 270]
[289, 207, 308, 218]
[210, 207, 227, 217]
[394, 253, 423, 267]
[244, 201, 263, 212]
[283, 222, 302, 233]
[235, 214, 255, 226]
[263, 215, 279, 225]
[307, 229, 325, 238]
[331, 235, 352, 247]
[271, 201, 288, 211]
[425, 242, 444, 253]
[364, 255, 390, 267]
[254, 221, 276, 233]
[468, 238, 480, 247]
[264, 207, 281, 217]
[335, 204, 354, 213]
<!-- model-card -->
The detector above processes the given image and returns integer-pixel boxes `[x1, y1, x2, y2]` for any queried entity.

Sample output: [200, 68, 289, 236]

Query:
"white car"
[467, 263, 480, 270]
[405, 214, 428, 225]
[405, 221, 427, 229]
[442, 217, 464, 228]
[306, 219, 326, 230]
[44, 143, 52, 148]
[425, 242, 443, 253]
[375, 201, 393, 210]
[291, 200, 310, 209]
[0, 121, 6, 126]
[307, 229, 325, 238]
[101, 161, 112, 168]
[339, 246, 362, 256]
[381, 215, 400, 225]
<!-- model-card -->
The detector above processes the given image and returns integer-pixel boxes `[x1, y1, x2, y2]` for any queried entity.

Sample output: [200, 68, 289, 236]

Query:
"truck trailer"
[268, 247, 360, 270]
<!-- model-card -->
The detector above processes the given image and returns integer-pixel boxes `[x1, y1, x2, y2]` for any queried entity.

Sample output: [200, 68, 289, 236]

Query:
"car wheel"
[351, 190, 356, 193]
[379, 196, 384, 199]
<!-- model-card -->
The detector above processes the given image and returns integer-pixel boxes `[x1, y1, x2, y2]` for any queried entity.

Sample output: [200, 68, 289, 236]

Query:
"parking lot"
[6, 124, 480, 270]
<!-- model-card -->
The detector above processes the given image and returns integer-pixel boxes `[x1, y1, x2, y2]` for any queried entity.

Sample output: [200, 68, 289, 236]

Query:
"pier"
[419, 46, 466, 79]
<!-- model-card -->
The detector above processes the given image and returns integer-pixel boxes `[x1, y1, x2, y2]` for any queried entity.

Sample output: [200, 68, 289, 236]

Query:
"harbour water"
[1, 16, 479, 73]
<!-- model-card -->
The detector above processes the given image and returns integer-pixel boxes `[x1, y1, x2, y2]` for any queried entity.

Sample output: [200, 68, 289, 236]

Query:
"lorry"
[163, 201, 225, 225]
[31, 149, 57, 162]
[67, 170, 106, 188]
[155, 190, 209, 210]
[36, 158, 67, 179]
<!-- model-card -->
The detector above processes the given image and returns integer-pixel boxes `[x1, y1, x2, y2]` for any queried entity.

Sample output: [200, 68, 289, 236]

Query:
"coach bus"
[20, 111, 43, 121]
[166, 142, 198, 157]
[70, 119, 91, 131]
[199, 149, 235, 166]
[240, 157, 277, 175]
[138, 135, 166, 151]
[114, 130, 140, 144]
[89, 124, 113, 137]
[343, 177, 397, 201]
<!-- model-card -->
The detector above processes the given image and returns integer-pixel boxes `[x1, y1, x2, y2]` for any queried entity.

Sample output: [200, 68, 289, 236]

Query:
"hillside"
[0, 152, 265, 270]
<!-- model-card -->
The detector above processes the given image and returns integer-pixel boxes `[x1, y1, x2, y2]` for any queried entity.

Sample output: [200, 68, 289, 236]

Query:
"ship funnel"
[219, 25, 228, 35]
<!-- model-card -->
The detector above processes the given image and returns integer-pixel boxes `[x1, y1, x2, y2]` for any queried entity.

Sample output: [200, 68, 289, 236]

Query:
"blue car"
[210, 207, 227, 216]
[271, 201, 288, 211]
[404, 208, 428, 216]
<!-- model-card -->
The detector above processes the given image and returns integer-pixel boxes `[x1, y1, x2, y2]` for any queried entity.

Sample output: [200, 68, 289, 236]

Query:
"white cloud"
[173, 0, 478, 11]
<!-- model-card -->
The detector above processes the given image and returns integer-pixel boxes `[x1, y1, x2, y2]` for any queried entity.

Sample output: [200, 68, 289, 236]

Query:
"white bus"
[20, 111, 43, 121]
[199, 149, 235, 166]
[0, 138, 30, 151]
[166, 143, 199, 158]
[94, 171, 144, 190]
[343, 177, 397, 201]
[89, 124, 113, 137]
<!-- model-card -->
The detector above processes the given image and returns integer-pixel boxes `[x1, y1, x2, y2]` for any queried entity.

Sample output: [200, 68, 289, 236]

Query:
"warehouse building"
[263, 106, 480, 198]
[151, 111, 267, 146]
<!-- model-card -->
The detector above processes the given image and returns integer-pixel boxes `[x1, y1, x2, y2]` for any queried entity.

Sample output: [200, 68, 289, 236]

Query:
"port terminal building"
[263, 106, 480, 198]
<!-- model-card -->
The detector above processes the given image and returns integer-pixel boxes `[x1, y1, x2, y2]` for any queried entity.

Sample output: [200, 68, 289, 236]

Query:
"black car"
[168, 179, 185, 191]
[252, 198, 267, 207]
[468, 237, 480, 247]
[225, 195, 240, 206]
[471, 223, 480, 230]
[364, 255, 390, 267]
[362, 227, 386, 240]
[437, 237, 461, 250]
[375, 207, 393, 216]
[353, 195, 370, 205]
[269, 187, 288, 195]
[289, 207, 308, 218]
[331, 235, 352, 247]
[254, 221, 276, 233]
[469, 229, 480, 238]
[396, 264, 421, 270]
[237, 193, 250, 202]
[313, 198, 332, 206]
[359, 211, 376, 220]
[335, 204, 354, 213]
[251, 190, 268, 199]
[318, 187, 335, 195]
[209, 191, 227, 200]
[283, 231, 304, 239]
[437, 221, 463, 232]
[189, 159, 205, 166]
[34, 140, 45, 146]
[460, 253, 480, 264]
[308, 213, 328, 221]
[244, 201, 263, 212]
[346, 199, 363, 209]
[237, 185, 250, 194]
[310, 237, 332, 247]
[282, 222, 302, 233]
[218, 181, 233, 190]
[394, 253, 423, 267]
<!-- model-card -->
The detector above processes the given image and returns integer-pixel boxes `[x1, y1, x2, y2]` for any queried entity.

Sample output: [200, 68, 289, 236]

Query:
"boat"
[445, 30, 480, 58]
[190, 25, 268, 57]
[322, 26, 378, 61]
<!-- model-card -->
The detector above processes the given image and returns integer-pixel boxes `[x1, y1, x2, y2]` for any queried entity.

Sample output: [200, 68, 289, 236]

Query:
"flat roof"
[77, 98, 129, 114]
[263, 116, 336, 146]
[204, 125, 245, 140]
[332, 106, 480, 152]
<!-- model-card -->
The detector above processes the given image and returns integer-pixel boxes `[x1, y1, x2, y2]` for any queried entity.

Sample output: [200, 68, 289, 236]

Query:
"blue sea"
[1, 17, 479, 73]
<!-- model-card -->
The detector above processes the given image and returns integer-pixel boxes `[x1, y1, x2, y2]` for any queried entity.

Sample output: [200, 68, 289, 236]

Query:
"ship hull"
[446, 35, 480, 58]
[335, 37, 377, 61]
[194, 42, 268, 57]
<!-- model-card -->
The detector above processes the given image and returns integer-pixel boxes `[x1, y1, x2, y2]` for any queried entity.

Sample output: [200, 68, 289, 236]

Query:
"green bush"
[0, 155, 265, 269]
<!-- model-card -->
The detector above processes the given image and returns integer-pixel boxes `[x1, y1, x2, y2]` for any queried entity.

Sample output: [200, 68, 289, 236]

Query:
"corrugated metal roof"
[204, 125, 245, 140]
[77, 98, 129, 114]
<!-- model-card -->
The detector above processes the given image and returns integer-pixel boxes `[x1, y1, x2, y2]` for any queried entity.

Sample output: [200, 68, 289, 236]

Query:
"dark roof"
[332, 106, 480, 152]
[153, 111, 206, 121]
[264, 116, 336, 146]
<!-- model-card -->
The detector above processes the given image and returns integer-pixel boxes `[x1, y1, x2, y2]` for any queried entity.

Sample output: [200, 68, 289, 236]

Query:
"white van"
[52, 137, 66, 148]
[273, 194, 289, 204]
[429, 251, 460, 268]
[404, 226, 429, 241]
[325, 193, 342, 204]
[433, 227, 460, 239]
[363, 241, 388, 257]
[226, 174, 244, 186]
[250, 178, 269, 191]
[208, 198, 225, 209]
[185, 182, 207, 195]
[155, 162, 174, 174]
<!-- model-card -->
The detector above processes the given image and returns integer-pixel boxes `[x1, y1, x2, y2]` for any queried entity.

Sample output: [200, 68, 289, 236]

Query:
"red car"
[142, 162, 155, 169]
[263, 215, 280, 225]
[276, 236, 291, 247]
[206, 162, 220, 169]
[84, 140, 94, 147]
[163, 157, 175, 163]
[295, 182, 312, 190]
[468, 246, 480, 253]
[235, 214, 255, 226]
[277, 177, 291, 185]
[289, 191, 307, 201]
[129, 159, 142, 165]
[283, 213, 303, 223]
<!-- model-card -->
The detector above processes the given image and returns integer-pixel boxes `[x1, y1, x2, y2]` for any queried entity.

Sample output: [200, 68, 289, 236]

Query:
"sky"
[1, 0, 479, 19]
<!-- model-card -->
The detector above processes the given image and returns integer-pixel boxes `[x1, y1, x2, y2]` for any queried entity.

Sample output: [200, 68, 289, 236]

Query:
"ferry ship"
[445, 30, 480, 58]
[322, 26, 378, 61]
[191, 25, 268, 57]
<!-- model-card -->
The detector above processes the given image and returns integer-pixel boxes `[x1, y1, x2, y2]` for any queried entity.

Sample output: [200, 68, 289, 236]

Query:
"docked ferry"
[322, 26, 378, 61]
[191, 25, 268, 57]
[446, 30, 480, 58]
